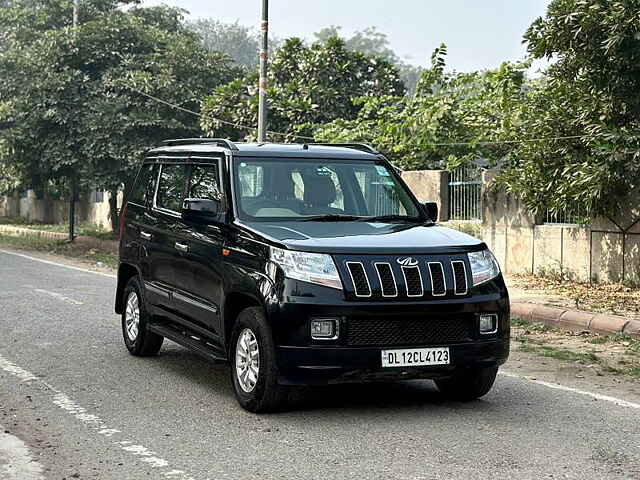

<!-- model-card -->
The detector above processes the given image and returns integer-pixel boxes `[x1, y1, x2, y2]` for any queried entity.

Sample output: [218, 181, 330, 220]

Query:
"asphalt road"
[1, 249, 639, 480]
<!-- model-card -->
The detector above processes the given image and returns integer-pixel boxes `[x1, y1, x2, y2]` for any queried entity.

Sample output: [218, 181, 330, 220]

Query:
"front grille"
[346, 262, 371, 297]
[428, 262, 446, 296]
[347, 317, 474, 346]
[402, 266, 423, 297]
[375, 263, 397, 297]
[451, 261, 468, 295]
[339, 255, 470, 300]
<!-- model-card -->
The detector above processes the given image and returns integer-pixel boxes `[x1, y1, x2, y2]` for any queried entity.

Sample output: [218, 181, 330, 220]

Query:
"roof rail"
[308, 143, 379, 154]
[162, 138, 239, 151]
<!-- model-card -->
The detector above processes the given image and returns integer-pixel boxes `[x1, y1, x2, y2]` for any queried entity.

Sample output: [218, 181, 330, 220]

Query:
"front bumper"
[276, 337, 510, 385]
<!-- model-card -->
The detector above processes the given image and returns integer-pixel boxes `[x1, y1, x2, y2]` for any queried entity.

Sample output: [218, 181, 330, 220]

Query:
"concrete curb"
[512, 302, 640, 339]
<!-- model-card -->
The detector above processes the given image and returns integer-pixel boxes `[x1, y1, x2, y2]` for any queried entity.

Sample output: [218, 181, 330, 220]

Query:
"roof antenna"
[302, 144, 309, 150]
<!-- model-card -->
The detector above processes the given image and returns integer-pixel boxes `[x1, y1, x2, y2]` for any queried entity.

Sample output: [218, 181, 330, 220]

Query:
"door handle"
[175, 242, 189, 253]
[140, 231, 152, 241]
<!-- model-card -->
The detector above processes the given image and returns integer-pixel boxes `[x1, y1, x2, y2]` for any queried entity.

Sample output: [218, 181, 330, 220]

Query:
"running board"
[148, 323, 228, 364]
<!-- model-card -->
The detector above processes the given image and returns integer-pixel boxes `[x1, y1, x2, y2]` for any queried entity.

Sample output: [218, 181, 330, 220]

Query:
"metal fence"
[544, 208, 586, 225]
[448, 165, 483, 221]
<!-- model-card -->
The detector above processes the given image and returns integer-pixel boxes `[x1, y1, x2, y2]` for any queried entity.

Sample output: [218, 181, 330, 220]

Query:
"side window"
[129, 164, 157, 206]
[189, 164, 222, 201]
[156, 164, 188, 212]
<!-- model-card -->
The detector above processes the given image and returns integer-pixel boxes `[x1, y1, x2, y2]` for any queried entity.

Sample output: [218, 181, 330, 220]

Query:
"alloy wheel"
[124, 291, 140, 342]
[235, 328, 260, 393]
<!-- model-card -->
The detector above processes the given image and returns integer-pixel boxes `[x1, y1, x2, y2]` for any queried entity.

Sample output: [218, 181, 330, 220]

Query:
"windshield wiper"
[301, 214, 364, 222]
[358, 215, 423, 223]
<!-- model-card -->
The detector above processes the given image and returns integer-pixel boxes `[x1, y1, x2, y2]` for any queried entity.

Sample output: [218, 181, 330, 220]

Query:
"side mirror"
[422, 202, 438, 222]
[181, 198, 221, 223]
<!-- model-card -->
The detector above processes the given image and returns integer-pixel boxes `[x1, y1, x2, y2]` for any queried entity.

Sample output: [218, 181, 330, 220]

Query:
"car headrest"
[303, 175, 337, 206]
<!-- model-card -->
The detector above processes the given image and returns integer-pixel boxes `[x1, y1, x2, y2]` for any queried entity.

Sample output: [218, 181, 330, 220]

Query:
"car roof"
[147, 142, 382, 160]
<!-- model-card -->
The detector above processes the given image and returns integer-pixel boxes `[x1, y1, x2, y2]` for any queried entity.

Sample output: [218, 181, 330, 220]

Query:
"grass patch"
[518, 341, 601, 364]
[586, 334, 640, 354]
[0, 217, 114, 240]
[511, 316, 554, 333]
[0, 233, 118, 269]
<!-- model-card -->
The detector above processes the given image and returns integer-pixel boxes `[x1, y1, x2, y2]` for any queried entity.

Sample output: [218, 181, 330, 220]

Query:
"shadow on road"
[145, 343, 501, 415]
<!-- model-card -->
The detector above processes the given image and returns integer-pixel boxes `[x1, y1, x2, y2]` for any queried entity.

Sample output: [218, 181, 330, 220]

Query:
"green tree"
[314, 25, 422, 95]
[200, 36, 405, 141]
[0, 1, 239, 233]
[315, 46, 527, 170]
[498, 0, 640, 219]
[187, 19, 282, 69]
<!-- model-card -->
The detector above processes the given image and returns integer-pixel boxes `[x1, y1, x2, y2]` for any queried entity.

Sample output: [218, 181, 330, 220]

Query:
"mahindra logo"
[397, 257, 418, 267]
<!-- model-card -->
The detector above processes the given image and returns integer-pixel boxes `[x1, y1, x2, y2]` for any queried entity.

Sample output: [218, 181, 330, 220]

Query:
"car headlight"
[270, 246, 342, 290]
[467, 249, 500, 286]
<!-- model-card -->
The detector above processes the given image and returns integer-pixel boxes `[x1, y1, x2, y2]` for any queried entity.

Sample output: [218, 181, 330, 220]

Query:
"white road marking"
[0, 353, 196, 480]
[0, 426, 46, 480]
[33, 288, 83, 305]
[0, 356, 38, 383]
[0, 249, 116, 279]
[500, 370, 640, 409]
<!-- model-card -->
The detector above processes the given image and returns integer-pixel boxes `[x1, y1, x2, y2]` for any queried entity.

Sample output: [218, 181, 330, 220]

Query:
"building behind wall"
[402, 169, 640, 285]
[0, 189, 121, 230]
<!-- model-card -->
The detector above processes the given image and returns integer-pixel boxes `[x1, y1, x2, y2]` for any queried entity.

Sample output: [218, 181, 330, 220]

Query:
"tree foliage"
[187, 19, 282, 69]
[313, 25, 422, 95]
[0, 1, 239, 229]
[315, 46, 526, 170]
[498, 0, 640, 219]
[200, 37, 405, 140]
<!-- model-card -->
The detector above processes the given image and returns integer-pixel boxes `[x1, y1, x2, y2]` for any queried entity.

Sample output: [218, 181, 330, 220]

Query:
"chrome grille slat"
[346, 262, 371, 297]
[451, 260, 468, 295]
[401, 265, 424, 297]
[374, 262, 398, 297]
[344, 257, 463, 299]
[428, 262, 447, 296]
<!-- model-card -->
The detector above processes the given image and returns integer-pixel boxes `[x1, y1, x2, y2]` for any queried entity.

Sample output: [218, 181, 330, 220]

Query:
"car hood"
[241, 221, 485, 254]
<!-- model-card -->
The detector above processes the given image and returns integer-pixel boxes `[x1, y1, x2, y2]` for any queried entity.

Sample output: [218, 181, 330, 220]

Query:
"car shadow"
[147, 343, 500, 415]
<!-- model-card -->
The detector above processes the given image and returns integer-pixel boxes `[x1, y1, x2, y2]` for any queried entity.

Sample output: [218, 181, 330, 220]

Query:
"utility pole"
[69, 0, 80, 242]
[257, 0, 268, 142]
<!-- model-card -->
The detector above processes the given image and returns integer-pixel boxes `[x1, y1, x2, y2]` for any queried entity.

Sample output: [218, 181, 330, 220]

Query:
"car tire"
[230, 307, 290, 413]
[435, 366, 498, 401]
[121, 276, 164, 357]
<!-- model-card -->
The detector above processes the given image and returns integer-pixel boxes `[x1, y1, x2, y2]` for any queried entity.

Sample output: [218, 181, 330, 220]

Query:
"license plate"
[381, 347, 450, 368]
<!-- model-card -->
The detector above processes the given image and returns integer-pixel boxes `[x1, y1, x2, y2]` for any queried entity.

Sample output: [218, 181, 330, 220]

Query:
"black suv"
[115, 139, 509, 412]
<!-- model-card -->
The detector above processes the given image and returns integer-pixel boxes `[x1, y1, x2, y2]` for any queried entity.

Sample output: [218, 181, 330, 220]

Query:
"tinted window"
[129, 164, 157, 206]
[189, 164, 222, 201]
[156, 164, 188, 212]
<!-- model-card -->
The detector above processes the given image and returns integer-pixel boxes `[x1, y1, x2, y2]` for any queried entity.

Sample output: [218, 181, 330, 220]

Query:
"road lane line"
[0, 353, 196, 480]
[0, 425, 46, 480]
[0, 356, 38, 383]
[33, 288, 83, 305]
[0, 250, 116, 279]
[500, 370, 640, 409]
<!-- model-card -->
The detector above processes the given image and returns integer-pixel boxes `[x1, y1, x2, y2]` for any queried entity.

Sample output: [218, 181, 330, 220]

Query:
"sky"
[143, 0, 552, 72]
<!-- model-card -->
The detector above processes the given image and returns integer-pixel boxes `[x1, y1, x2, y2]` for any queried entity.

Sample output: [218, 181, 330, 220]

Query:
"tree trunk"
[68, 176, 77, 242]
[109, 187, 119, 236]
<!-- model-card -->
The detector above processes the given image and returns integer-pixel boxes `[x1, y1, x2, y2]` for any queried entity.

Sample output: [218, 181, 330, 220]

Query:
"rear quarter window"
[128, 164, 157, 207]
[156, 164, 188, 212]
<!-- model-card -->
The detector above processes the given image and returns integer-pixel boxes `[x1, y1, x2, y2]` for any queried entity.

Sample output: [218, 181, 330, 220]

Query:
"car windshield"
[233, 158, 422, 222]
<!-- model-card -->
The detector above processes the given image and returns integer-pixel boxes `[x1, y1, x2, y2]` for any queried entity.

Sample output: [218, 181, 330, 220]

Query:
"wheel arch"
[223, 291, 264, 353]
[115, 263, 142, 314]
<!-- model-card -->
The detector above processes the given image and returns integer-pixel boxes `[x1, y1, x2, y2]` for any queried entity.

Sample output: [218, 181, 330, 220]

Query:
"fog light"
[479, 314, 498, 334]
[310, 319, 339, 340]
